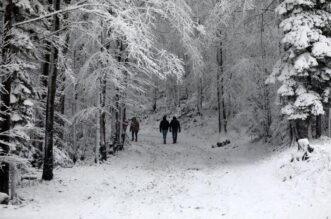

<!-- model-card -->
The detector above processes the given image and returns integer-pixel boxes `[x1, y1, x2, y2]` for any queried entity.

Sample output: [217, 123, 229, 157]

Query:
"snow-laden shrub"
[54, 147, 73, 168]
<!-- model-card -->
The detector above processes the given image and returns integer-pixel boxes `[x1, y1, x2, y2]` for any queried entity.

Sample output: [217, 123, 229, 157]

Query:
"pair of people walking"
[159, 115, 181, 144]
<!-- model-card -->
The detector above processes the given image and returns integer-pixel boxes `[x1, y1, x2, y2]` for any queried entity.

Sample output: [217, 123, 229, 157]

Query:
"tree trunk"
[95, 81, 100, 164]
[0, 0, 14, 197]
[42, 0, 61, 181]
[99, 74, 107, 161]
[95, 109, 100, 164]
[316, 115, 322, 138]
[307, 117, 313, 140]
[289, 120, 298, 146]
[260, 13, 272, 141]
[216, 36, 223, 133]
[9, 164, 17, 202]
[153, 87, 157, 112]
[221, 74, 227, 134]
[41, 42, 51, 98]
[296, 119, 309, 139]
[199, 77, 203, 113]
[72, 84, 78, 162]
[177, 80, 180, 107]
[0, 164, 9, 201]
[115, 91, 120, 144]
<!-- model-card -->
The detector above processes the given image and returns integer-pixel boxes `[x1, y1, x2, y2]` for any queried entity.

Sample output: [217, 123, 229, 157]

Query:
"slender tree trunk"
[316, 115, 322, 138]
[217, 76, 221, 133]
[119, 106, 123, 144]
[95, 112, 100, 164]
[0, 0, 14, 198]
[0, 164, 9, 200]
[289, 120, 298, 146]
[95, 81, 100, 164]
[177, 80, 180, 107]
[9, 164, 16, 202]
[307, 117, 313, 140]
[38, 41, 51, 152]
[221, 76, 227, 134]
[199, 77, 203, 112]
[153, 86, 157, 112]
[42, 0, 61, 181]
[41, 42, 51, 98]
[72, 84, 78, 163]
[260, 13, 272, 141]
[115, 91, 120, 144]
[216, 36, 223, 133]
[99, 74, 107, 160]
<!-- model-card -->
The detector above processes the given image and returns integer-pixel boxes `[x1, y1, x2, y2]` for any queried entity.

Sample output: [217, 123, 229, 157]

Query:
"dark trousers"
[131, 130, 138, 141]
[172, 131, 178, 143]
[162, 129, 168, 144]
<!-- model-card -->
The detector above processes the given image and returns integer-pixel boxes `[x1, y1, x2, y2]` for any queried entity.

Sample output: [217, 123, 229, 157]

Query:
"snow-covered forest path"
[1, 127, 330, 219]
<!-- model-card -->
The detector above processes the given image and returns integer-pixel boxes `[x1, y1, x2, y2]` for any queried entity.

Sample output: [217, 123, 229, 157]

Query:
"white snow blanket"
[1, 126, 331, 219]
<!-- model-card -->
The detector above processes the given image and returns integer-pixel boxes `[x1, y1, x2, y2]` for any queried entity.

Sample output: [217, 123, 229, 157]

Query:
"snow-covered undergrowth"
[278, 136, 331, 203]
[1, 116, 331, 219]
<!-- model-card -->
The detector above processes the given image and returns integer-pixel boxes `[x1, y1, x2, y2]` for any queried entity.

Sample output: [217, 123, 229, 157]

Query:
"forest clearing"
[1, 0, 331, 218]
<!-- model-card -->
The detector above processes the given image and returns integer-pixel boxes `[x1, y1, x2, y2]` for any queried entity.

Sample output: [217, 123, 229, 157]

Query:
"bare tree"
[42, 0, 61, 181]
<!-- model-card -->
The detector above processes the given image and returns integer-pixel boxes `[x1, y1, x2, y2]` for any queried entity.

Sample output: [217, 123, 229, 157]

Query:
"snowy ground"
[1, 125, 331, 219]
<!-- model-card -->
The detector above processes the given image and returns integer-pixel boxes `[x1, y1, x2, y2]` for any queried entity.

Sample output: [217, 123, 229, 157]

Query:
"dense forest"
[1, 0, 331, 218]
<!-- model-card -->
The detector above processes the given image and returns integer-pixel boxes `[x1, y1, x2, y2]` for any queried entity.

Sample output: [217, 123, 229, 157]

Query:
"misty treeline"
[1, 0, 331, 203]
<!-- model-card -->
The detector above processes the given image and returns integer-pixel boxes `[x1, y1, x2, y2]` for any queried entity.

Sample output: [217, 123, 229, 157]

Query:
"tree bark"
[115, 91, 120, 144]
[216, 36, 223, 133]
[99, 73, 107, 160]
[221, 71, 227, 134]
[95, 108, 100, 164]
[289, 120, 298, 146]
[95, 80, 100, 163]
[42, 0, 61, 181]
[0, 164, 9, 201]
[316, 115, 322, 138]
[260, 13, 272, 141]
[199, 77, 203, 113]
[296, 119, 309, 139]
[307, 117, 313, 140]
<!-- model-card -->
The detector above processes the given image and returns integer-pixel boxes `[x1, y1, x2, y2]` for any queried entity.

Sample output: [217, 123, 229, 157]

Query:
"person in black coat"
[159, 115, 170, 144]
[170, 116, 181, 143]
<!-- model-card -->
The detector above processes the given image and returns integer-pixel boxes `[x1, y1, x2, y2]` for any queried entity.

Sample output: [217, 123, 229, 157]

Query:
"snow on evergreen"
[269, 0, 331, 121]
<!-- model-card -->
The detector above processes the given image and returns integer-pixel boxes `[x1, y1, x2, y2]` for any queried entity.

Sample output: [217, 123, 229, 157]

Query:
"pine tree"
[1, 0, 46, 197]
[269, 0, 331, 139]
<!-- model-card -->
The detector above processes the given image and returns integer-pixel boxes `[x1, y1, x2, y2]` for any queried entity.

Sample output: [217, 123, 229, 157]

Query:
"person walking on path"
[130, 117, 140, 142]
[159, 115, 170, 144]
[170, 116, 181, 144]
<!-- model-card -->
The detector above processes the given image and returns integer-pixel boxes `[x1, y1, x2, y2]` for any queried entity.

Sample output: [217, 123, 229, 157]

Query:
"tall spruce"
[1, 0, 45, 196]
[268, 0, 331, 140]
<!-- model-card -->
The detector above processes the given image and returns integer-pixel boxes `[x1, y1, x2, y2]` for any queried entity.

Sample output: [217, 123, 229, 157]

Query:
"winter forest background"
[1, 0, 331, 218]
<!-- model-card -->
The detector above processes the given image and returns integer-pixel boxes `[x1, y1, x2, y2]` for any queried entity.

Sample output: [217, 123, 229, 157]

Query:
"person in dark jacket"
[159, 115, 170, 144]
[170, 116, 181, 143]
[130, 117, 140, 142]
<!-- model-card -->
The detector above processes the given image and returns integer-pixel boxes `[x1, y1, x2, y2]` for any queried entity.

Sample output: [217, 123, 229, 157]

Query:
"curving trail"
[1, 127, 330, 219]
